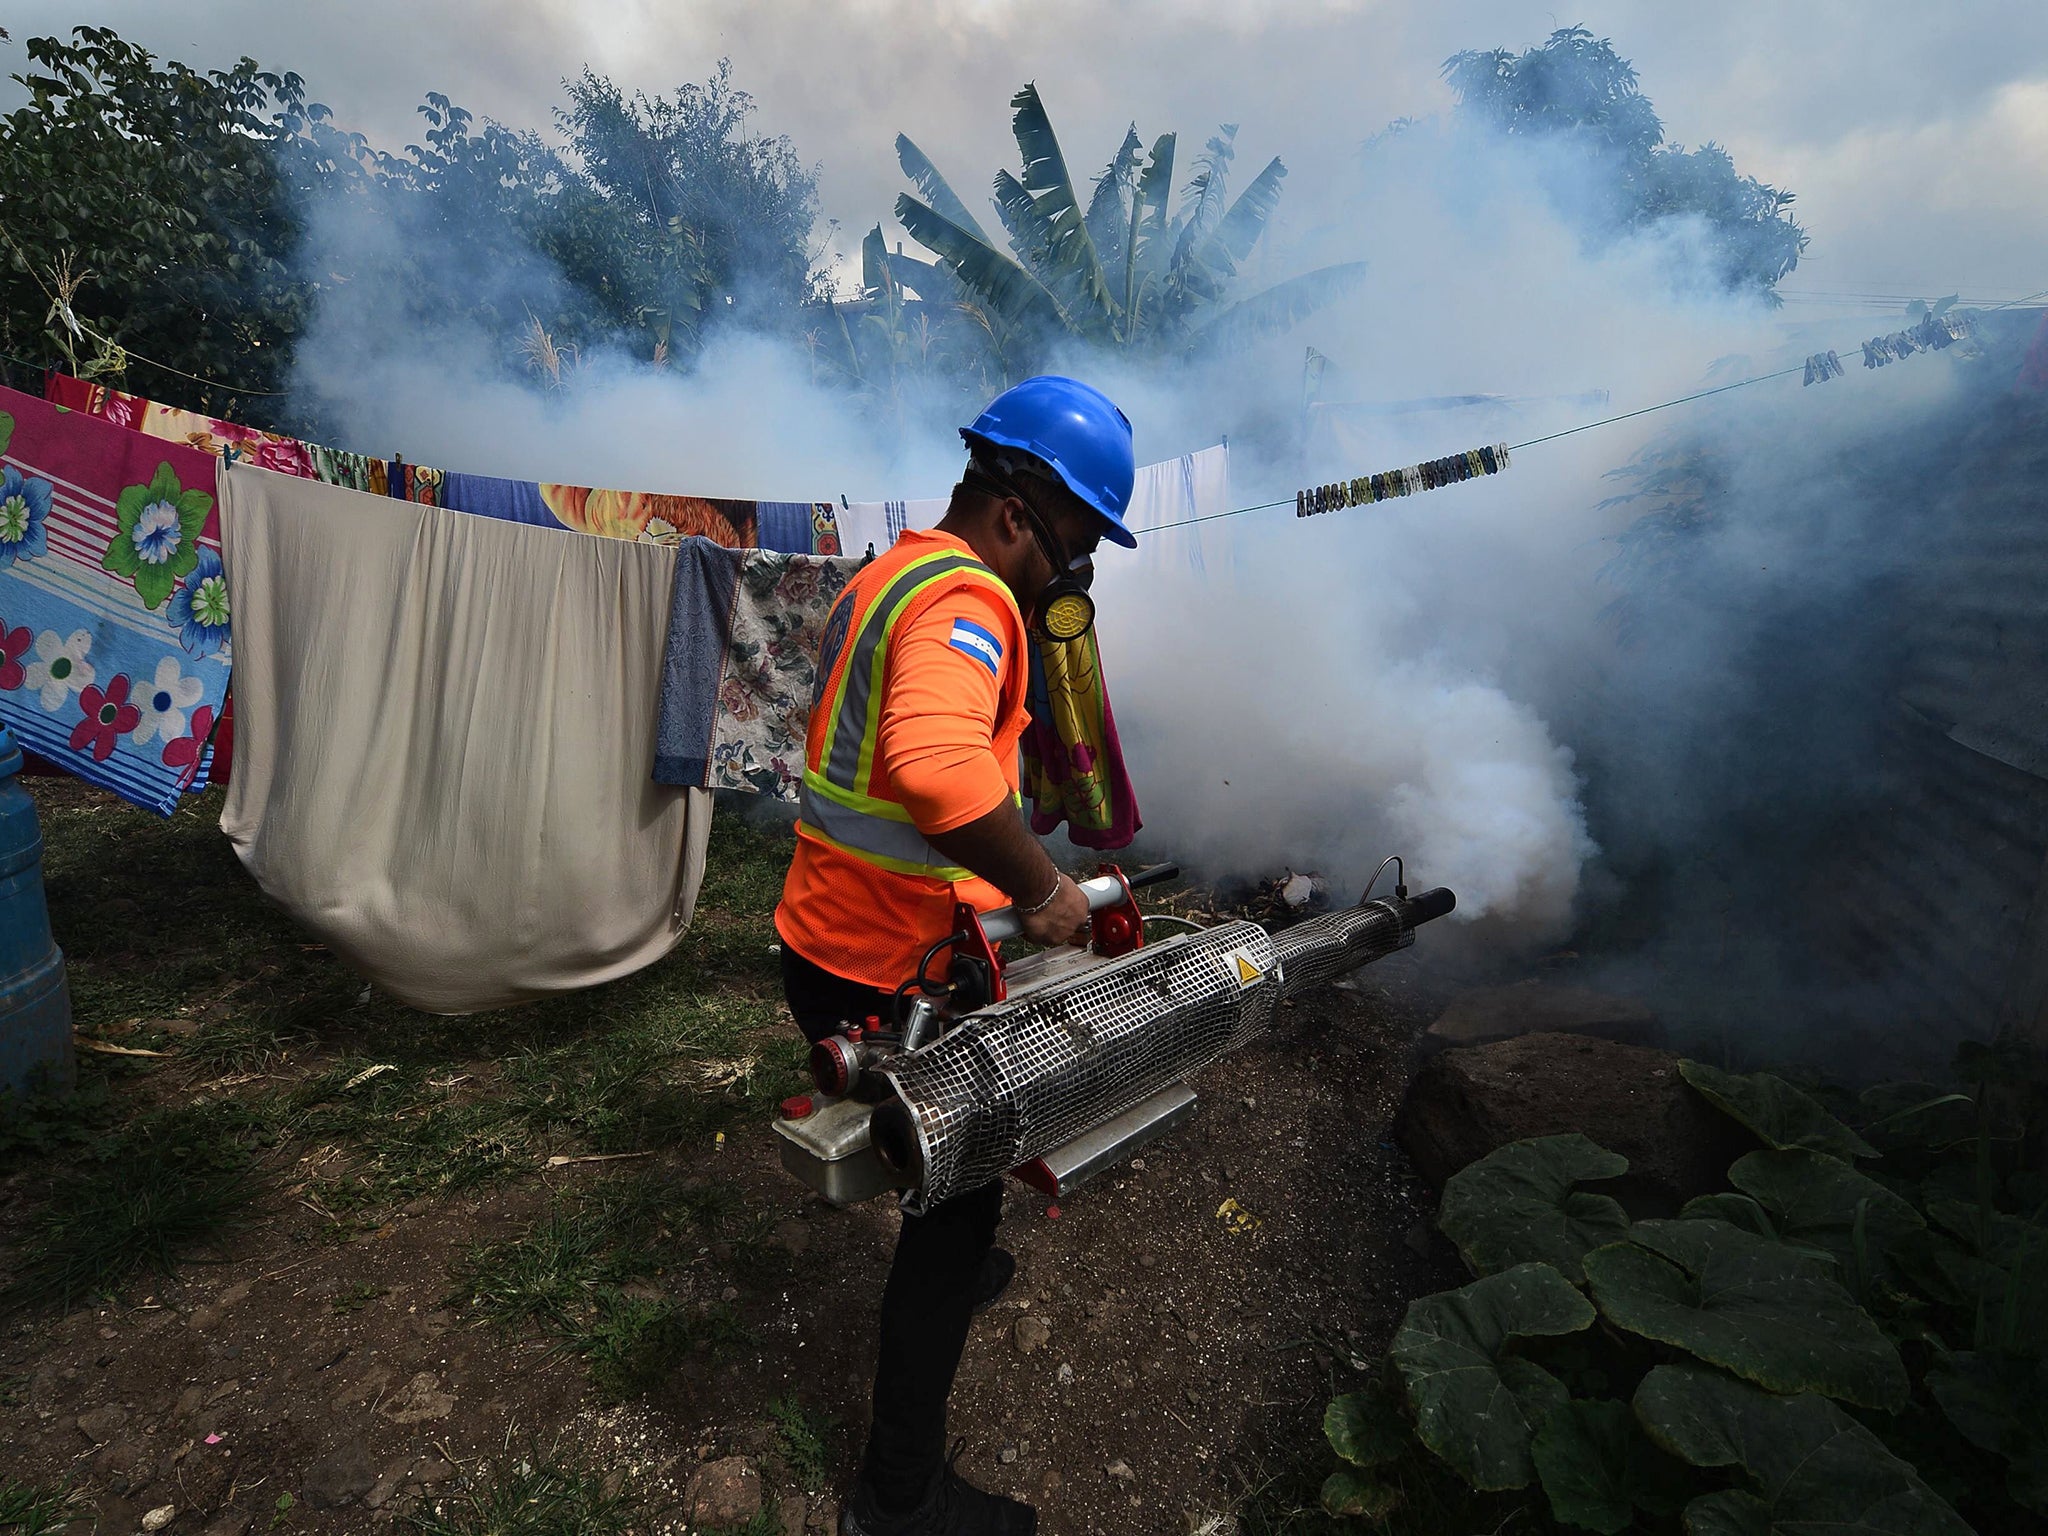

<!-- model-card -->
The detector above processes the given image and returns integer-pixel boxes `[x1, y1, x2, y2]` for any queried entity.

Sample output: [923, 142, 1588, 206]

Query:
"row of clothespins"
[1295, 443, 1513, 518]
[1806, 311, 1976, 385]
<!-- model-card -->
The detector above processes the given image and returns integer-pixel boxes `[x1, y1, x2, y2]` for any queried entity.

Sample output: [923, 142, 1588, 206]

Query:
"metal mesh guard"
[1272, 900, 1411, 999]
[884, 921, 1280, 1212]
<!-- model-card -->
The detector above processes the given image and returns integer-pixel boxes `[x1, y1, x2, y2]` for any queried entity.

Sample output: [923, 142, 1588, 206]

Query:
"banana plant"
[889, 83, 1363, 359]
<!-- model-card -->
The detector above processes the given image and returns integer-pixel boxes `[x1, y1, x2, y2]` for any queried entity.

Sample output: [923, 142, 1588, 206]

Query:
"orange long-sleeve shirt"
[775, 531, 1032, 990]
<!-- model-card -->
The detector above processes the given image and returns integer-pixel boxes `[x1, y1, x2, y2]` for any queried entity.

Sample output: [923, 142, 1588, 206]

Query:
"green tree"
[888, 83, 1364, 365]
[1444, 26, 1806, 299]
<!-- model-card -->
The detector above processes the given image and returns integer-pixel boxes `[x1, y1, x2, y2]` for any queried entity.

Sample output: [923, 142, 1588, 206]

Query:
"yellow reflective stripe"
[801, 768, 915, 823]
[849, 564, 1010, 798]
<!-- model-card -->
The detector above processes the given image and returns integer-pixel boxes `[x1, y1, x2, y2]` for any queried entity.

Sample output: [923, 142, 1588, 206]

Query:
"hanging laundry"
[810, 502, 843, 555]
[46, 372, 316, 479]
[1803, 351, 1845, 385]
[218, 467, 712, 1013]
[308, 444, 386, 495]
[0, 385, 231, 813]
[1120, 444, 1230, 573]
[756, 501, 820, 555]
[654, 541, 861, 796]
[440, 471, 562, 529]
[1021, 629, 1141, 850]
[1295, 442, 1512, 519]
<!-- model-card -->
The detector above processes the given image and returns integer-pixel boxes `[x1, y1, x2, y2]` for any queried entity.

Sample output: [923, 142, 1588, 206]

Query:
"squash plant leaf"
[1319, 1467, 1402, 1522]
[1634, 1364, 1973, 1535]
[1531, 1397, 1692, 1535]
[1927, 1351, 2048, 1514]
[1679, 1060, 1877, 1160]
[1725, 1148, 1925, 1295]
[1390, 1262, 1593, 1491]
[1438, 1133, 1631, 1283]
[1584, 1219, 1908, 1410]
[1324, 1385, 1409, 1468]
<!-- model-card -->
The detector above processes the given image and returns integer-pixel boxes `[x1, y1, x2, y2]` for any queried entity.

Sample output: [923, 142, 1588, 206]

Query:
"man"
[776, 376, 1138, 1535]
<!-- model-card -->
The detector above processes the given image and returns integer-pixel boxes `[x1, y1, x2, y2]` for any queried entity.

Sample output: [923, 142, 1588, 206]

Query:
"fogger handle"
[979, 863, 1179, 945]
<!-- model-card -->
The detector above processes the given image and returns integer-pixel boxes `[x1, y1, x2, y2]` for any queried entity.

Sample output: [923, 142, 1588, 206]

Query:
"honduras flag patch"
[948, 618, 1004, 676]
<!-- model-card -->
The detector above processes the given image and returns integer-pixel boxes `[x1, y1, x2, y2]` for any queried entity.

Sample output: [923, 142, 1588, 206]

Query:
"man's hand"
[1019, 872, 1090, 948]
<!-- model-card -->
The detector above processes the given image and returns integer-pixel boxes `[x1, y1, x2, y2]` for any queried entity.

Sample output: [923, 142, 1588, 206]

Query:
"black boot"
[970, 1247, 1016, 1316]
[840, 1446, 1036, 1535]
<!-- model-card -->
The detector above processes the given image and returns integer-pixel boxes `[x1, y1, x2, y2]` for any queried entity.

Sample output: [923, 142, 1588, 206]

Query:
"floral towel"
[653, 539, 858, 797]
[47, 372, 316, 479]
[0, 386, 231, 813]
[1022, 630, 1141, 850]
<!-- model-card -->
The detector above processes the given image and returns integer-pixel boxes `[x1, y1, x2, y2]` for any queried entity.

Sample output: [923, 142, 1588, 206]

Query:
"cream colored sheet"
[219, 465, 712, 1013]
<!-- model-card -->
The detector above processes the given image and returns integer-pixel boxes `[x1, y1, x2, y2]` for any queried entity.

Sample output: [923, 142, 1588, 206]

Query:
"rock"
[77, 1404, 128, 1443]
[378, 1372, 455, 1425]
[304, 1439, 378, 1509]
[807, 1498, 839, 1531]
[363, 1476, 403, 1512]
[1012, 1315, 1051, 1355]
[776, 1493, 808, 1536]
[1395, 1032, 1752, 1209]
[201, 1515, 252, 1536]
[1106, 1459, 1135, 1483]
[332, 1365, 392, 1411]
[99, 1437, 148, 1474]
[684, 1457, 762, 1526]
[1426, 982, 1662, 1049]
[999, 1447, 1018, 1465]
[141, 1505, 177, 1532]
[414, 1459, 456, 1484]
[174, 1386, 205, 1419]
[186, 1306, 223, 1332]
[1055, 1363, 1074, 1384]
[769, 1217, 811, 1258]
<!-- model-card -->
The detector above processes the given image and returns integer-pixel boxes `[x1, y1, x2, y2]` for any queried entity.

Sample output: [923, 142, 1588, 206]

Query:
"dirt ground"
[0, 779, 1464, 1536]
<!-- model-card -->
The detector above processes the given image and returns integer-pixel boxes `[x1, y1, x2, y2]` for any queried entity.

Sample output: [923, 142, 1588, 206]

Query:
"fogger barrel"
[869, 887, 1452, 1212]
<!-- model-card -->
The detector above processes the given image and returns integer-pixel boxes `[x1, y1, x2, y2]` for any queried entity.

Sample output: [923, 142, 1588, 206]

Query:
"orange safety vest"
[775, 532, 1030, 990]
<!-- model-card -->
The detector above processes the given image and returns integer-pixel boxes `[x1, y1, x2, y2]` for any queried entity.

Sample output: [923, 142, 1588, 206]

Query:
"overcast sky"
[8, 1, 2046, 301]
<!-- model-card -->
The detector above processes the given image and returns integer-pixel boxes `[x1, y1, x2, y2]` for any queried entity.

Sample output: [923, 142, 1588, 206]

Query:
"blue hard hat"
[961, 375, 1137, 548]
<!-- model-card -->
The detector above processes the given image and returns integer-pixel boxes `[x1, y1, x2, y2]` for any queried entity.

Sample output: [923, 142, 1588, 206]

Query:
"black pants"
[782, 943, 1003, 1512]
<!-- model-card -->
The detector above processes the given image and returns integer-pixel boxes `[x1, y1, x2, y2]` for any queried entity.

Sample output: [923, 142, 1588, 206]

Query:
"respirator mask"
[965, 457, 1097, 643]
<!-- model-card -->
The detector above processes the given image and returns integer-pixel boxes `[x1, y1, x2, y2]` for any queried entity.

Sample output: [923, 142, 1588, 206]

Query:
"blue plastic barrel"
[0, 724, 73, 1097]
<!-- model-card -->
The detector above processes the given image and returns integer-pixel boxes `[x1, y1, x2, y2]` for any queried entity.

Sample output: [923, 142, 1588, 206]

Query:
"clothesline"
[1137, 292, 2048, 537]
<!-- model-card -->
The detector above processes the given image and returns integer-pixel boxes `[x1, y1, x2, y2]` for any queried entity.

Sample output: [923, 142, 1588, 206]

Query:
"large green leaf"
[1725, 1149, 1924, 1293]
[0, 412, 13, 456]
[1184, 262, 1368, 353]
[1679, 1061, 1877, 1160]
[1084, 124, 1143, 269]
[1320, 1468, 1401, 1521]
[1634, 1364, 1972, 1535]
[893, 194, 1071, 335]
[1390, 1262, 1593, 1490]
[1324, 1387, 1410, 1468]
[1927, 1351, 2048, 1513]
[1532, 1397, 1693, 1534]
[1121, 132, 1176, 325]
[1003, 83, 1117, 329]
[1438, 1133, 1631, 1283]
[1679, 1192, 1779, 1240]
[894, 134, 992, 244]
[1176, 154, 1288, 306]
[1584, 1219, 1908, 1410]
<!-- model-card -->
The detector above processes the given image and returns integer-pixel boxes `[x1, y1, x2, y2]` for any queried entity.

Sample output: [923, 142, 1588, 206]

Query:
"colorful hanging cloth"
[0, 385, 231, 813]
[45, 373, 316, 479]
[1022, 629, 1141, 849]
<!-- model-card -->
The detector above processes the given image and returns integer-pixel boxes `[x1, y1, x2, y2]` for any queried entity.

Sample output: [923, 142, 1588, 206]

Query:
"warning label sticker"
[1228, 950, 1263, 989]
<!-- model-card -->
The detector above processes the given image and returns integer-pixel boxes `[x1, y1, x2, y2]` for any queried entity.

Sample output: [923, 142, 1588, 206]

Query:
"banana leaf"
[1184, 262, 1368, 353]
[1171, 125, 1239, 278]
[1122, 132, 1176, 328]
[1006, 83, 1117, 328]
[1177, 154, 1288, 306]
[895, 133, 991, 244]
[1086, 124, 1143, 269]
[893, 193, 1071, 336]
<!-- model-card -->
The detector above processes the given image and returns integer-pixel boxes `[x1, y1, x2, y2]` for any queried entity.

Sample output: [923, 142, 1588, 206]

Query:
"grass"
[451, 1170, 759, 1398]
[767, 1394, 836, 1493]
[0, 1478, 75, 1536]
[406, 1452, 639, 1536]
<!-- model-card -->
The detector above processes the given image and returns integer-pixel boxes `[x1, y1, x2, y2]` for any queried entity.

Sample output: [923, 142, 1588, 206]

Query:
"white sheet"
[219, 466, 712, 1014]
